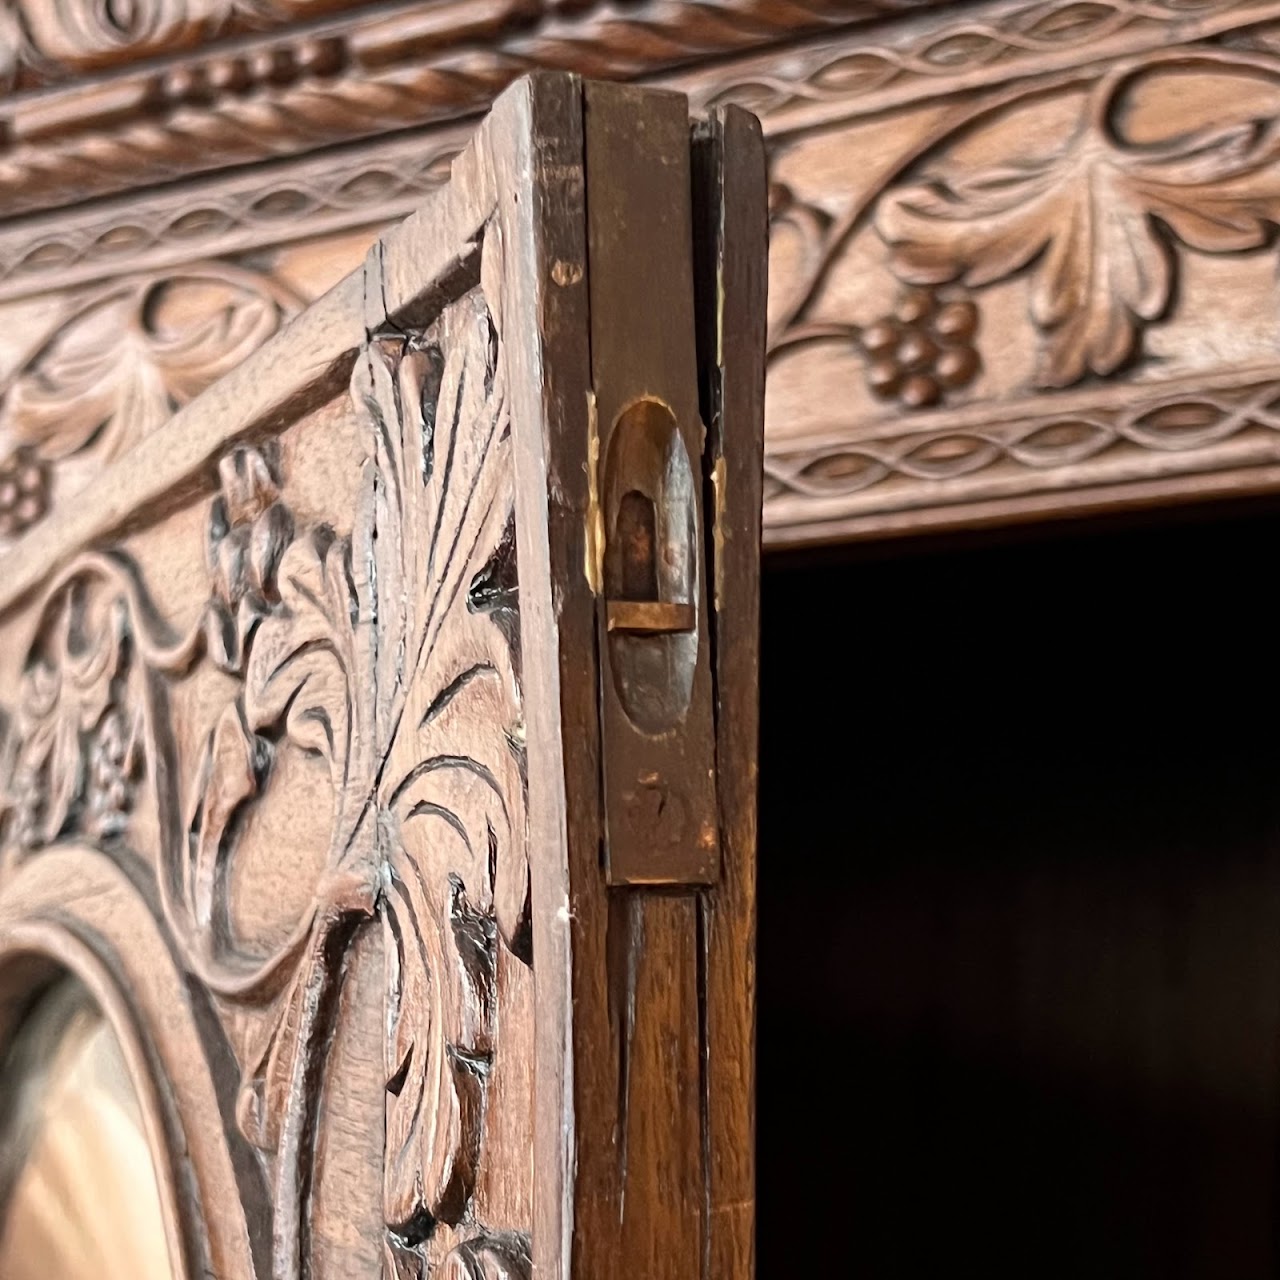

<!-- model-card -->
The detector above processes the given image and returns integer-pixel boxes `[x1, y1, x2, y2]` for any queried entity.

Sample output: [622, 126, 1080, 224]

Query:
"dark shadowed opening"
[759, 505, 1280, 1278]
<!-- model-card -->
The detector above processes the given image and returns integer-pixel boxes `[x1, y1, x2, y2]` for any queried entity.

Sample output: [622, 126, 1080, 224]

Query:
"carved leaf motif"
[878, 108, 1280, 386]
[360, 294, 528, 1236]
[171, 284, 527, 1264]
[0, 266, 298, 483]
[0, 590, 128, 860]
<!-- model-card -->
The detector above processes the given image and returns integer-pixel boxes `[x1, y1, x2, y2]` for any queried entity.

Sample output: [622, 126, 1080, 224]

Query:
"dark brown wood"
[0, 71, 766, 1280]
[693, 101, 767, 1280]
[584, 80, 720, 889]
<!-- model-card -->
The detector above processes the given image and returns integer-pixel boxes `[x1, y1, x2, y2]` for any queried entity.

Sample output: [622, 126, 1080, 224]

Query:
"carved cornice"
[1, 0, 375, 91]
[677, 0, 1280, 129]
[4, 0, 1280, 298]
[3, 0, 932, 94]
[0, 0, 928, 214]
[9, 0, 1280, 551]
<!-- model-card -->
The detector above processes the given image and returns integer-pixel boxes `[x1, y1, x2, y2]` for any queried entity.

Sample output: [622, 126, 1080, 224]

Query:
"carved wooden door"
[0, 75, 765, 1280]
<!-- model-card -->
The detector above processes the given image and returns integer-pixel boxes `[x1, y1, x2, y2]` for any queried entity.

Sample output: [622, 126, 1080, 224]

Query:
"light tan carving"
[1, 0, 365, 89]
[187, 304, 530, 1274]
[0, 0, 931, 214]
[686, 0, 1280, 123]
[0, 135, 461, 302]
[755, 33, 1280, 541]
[878, 60, 1280, 387]
[0, 297, 532, 1274]
[0, 265, 299, 543]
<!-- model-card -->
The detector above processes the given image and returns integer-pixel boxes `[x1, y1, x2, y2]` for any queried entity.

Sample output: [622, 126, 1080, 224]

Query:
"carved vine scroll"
[753, 33, 1280, 540]
[877, 58, 1280, 388]
[0, 281, 532, 1276]
[0, 264, 299, 544]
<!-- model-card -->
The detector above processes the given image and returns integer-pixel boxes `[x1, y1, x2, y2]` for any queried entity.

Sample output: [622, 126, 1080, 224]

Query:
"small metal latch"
[595, 396, 720, 887]
[584, 81, 721, 887]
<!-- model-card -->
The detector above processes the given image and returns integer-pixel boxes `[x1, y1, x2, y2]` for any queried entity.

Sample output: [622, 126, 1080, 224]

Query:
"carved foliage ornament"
[878, 59, 1280, 387]
[0, 0, 339, 88]
[0, 270, 529, 1273]
[770, 52, 1280, 408]
[0, 264, 298, 541]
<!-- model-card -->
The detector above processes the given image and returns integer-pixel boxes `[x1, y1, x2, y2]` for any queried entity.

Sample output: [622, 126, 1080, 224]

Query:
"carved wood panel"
[759, 14, 1280, 539]
[0, 74, 766, 1279]
[6, 0, 1280, 547]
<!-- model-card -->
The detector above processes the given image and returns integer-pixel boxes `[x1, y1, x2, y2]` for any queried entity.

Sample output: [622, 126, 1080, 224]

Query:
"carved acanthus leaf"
[360, 297, 528, 1238]
[166, 278, 527, 1268]
[877, 80, 1280, 386]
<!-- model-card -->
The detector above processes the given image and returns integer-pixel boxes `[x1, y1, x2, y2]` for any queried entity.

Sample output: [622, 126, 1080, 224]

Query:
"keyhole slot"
[617, 490, 659, 601]
[602, 397, 699, 734]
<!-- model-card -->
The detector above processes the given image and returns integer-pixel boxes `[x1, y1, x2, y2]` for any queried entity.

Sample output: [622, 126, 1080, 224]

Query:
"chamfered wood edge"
[693, 101, 766, 1280]
[490, 69, 593, 1280]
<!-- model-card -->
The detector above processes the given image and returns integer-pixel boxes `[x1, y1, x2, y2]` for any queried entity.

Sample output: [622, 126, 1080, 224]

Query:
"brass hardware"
[585, 82, 720, 887]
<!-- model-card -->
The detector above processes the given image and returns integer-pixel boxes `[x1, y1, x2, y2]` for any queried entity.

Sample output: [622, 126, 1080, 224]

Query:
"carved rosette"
[0, 269, 531, 1272]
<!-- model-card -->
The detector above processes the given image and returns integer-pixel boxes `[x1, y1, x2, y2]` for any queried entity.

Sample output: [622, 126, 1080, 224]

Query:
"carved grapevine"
[877, 64, 1280, 387]
[0, 265, 298, 540]
[0, 275, 531, 1274]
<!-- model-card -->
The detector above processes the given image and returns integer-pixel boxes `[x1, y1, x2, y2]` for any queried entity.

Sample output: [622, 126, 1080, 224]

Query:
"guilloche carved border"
[3, 0, 1277, 293]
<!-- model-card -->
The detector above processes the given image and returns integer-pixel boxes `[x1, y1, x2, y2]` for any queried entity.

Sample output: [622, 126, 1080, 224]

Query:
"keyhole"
[617, 489, 659, 601]
[601, 396, 698, 732]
